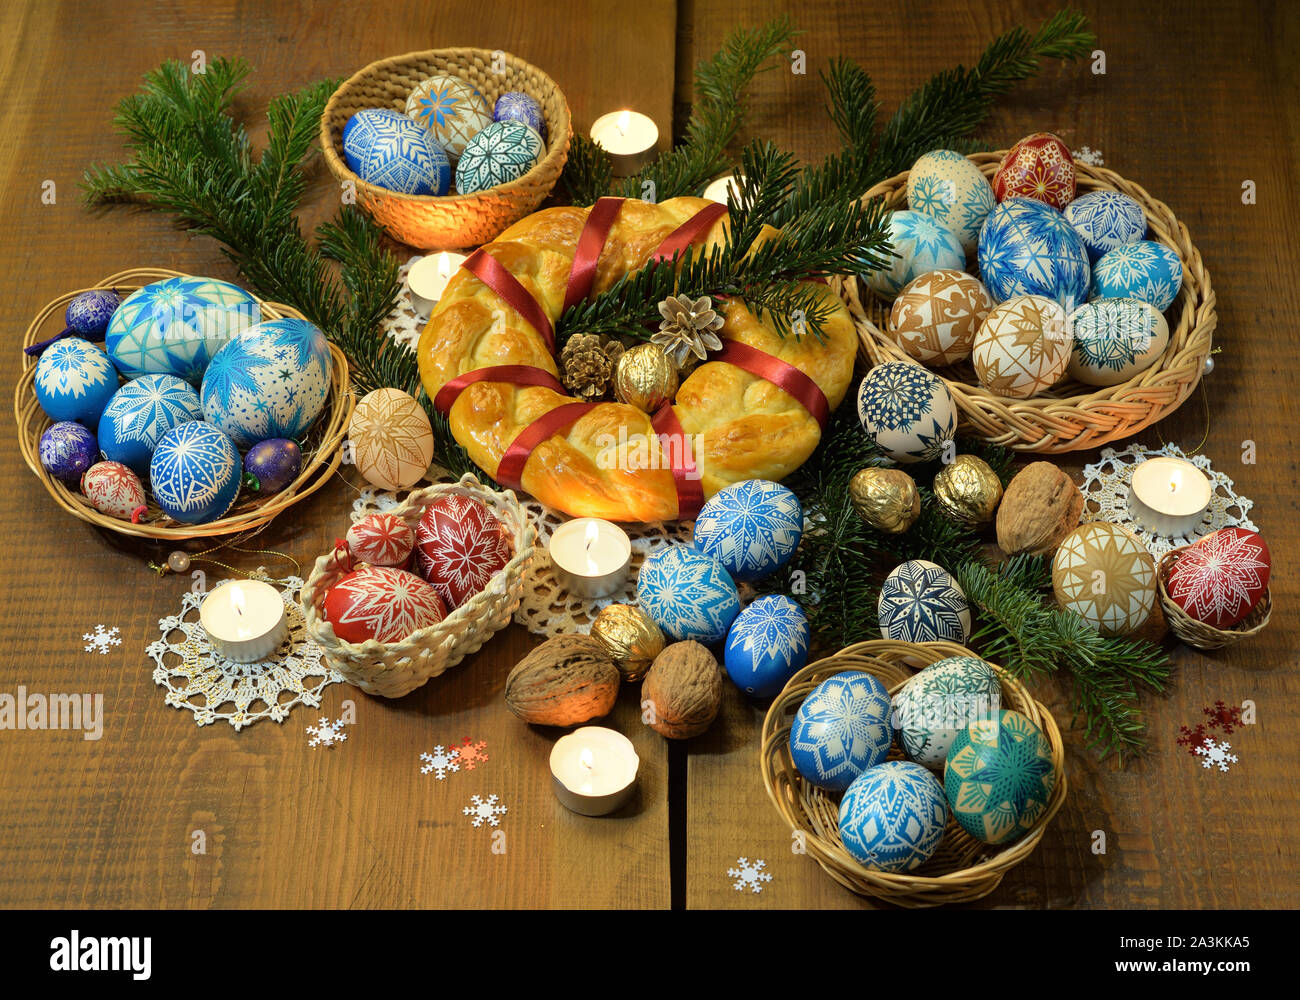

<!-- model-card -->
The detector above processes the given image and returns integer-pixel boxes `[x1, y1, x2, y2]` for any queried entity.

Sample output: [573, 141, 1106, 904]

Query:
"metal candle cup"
[1127, 456, 1212, 537]
[407, 251, 467, 316]
[550, 727, 639, 817]
[199, 580, 289, 663]
[548, 517, 631, 599]
[589, 110, 659, 177]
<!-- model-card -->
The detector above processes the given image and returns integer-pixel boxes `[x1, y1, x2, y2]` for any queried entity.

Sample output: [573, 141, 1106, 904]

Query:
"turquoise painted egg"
[877, 559, 971, 645]
[150, 421, 242, 524]
[200, 318, 332, 449]
[455, 121, 544, 194]
[106, 276, 261, 384]
[692, 479, 802, 582]
[636, 545, 740, 644]
[978, 197, 1090, 310]
[838, 761, 948, 872]
[724, 595, 809, 698]
[1089, 240, 1183, 312]
[1067, 298, 1169, 386]
[866, 210, 965, 300]
[1063, 190, 1146, 261]
[906, 149, 997, 255]
[892, 656, 1002, 768]
[34, 337, 118, 425]
[944, 709, 1058, 844]
[97, 374, 203, 477]
[789, 671, 893, 791]
[343, 108, 451, 195]
[493, 91, 546, 141]
[856, 361, 957, 463]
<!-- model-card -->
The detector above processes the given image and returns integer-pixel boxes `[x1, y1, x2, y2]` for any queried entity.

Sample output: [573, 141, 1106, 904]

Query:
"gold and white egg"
[889, 269, 993, 367]
[348, 387, 436, 491]
[972, 295, 1073, 399]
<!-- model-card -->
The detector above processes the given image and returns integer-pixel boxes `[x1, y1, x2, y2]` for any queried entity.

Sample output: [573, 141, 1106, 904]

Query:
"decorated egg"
[723, 595, 809, 698]
[348, 388, 435, 491]
[149, 422, 243, 524]
[906, 149, 997, 254]
[692, 479, 802, 583]
[97, 373, 203, 476]
[1063, 190, 1146, 261]
[866, 210, 965, 300]
[201, 318, 331, 449]
[414, 494, 513, 608]
[856, 361, 957, 463]
[39, 422, 98, 483]
[64, 289, 121, 338]
[405, 75, 493, 162]
[1067, 299, 1169, 386]
[80, 461, 146, 520]
[455, 121, 544, 195]
[878, 559, 971, 645]
[347, 512, 417, 568]
[973, 295, 1072, 398]
[636, 546, 740, 644]
[978, 198, 1090, 310]
[1052, 522, 1156, 637]
[343, 108, 450, 195]
[493, 90, 546, 140]
[992, 132, 1076, 209]
[1167, 526, 1271, 629]
[324, 565, 447, 645]
[892, 655, 1002, 768]
[789, 671, 893, 791]
[243, 438, 302, 494]
[839, 761, 948, 872]
[888, 269, 993, 366]
[1089, 240, 1183, 312]
[945, 709, 1057, 844]
[34, 337, 118, 425]
[106, 276, 261, 383]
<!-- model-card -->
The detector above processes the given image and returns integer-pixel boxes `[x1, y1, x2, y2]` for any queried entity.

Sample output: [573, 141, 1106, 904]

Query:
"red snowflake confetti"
[453, 736, 489, 770]
[1176, 723, 1209, 756]
[1203, 700, 1243, 735]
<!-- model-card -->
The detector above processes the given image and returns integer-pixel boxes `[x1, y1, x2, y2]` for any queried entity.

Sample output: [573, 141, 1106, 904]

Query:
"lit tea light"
[199, 580, 289, 663]
[548, 517, 631, 598]
[550, 727, 639, 816]
[702, 172, 745, 206]
[1127, 456, 1212, 537]
[589, 109, 658, 177]
[407, 251, 468, 315]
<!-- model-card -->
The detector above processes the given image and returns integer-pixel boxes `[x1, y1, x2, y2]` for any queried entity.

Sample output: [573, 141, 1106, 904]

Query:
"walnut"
[640, 641, 722, 739]
[996, 462, 1084, 557]
[504, 635, 620, 726]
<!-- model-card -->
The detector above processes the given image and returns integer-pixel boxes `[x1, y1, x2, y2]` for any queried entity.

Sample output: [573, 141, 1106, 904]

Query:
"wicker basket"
[320, 48, 572, 250]
[837, 152, 1216, 452]
[761, 639, 1066, 907]
[15, 268, 352, 541]
[301, 474, 536, 698]
[1156, 547, 1272, 650]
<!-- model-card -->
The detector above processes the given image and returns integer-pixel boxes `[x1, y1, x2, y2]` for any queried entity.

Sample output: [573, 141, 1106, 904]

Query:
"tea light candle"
[702, 172, 745, 206]
[589, 110, 659, 177]
[549, 517, 631, 599]
[199, 580, 289, 663]
[1127, 456, 1212, 537]
[407, 251, 467, 315]
[550, 726, 639, 816]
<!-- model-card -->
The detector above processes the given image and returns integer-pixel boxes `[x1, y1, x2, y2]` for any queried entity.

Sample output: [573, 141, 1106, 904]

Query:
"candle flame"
[616, 109, 630, 136]
[580, 747, 594, 770]
[584, 521, 600, 575]
[230, 584, 246, 617]
[438, 253, 452, 280]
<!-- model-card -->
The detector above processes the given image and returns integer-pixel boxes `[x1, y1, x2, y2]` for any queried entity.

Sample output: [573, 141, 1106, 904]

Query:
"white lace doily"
[147, 573, 345, 730]
[1080, 443, 1256, 560]
[383, 256, 430, 351]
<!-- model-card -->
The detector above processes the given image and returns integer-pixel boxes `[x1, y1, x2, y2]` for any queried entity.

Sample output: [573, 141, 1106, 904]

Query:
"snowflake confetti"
[1195, 738, 1238, 773]
[1177, 723, 1209, 756]
[419, 745, 460, 779]
[83, 624, 121, 655]
[1074, 145, 1104, 166]
[452, 737, 489, 770]
[1204, 700, 1243, 735]
[727, 857, 773, 894]
[307, 717, 348, 748]
[463, 793, 507, 828]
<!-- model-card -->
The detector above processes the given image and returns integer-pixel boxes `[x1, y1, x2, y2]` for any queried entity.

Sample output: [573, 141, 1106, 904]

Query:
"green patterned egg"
[892, 656, 1002, 769]
[944, 709, 1057, 844]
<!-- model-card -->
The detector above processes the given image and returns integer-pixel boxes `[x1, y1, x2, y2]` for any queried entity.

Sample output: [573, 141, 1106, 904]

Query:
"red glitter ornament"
[414, 494, 512, 608]
[453, 736, 489, 770]
[324, 565, 446, 644]
[992, 132, 1076, 210]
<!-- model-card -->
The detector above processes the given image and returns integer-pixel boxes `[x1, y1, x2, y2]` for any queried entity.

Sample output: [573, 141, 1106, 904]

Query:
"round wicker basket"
[301, 474, 536, 698]
[1156, 547, 1272, 650]
[320, 47, 572, 250]
[836, 152, 1216, 452]
[15, 268, 352, 541]
[761, 639, 1066, 907]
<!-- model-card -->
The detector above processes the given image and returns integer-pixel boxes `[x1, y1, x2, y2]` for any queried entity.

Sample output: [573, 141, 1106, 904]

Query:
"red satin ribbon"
[651, 403, 705, 520]
[713, 340, 830, 428]
[462, 247, 555, 352]
[434, 365, 565, 414]
[563, 197, 625, 312]
[496, 402, 596, 492]
[651, 202, 728, 262]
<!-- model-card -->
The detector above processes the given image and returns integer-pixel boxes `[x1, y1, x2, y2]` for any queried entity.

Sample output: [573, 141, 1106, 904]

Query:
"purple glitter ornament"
[243, 438, 301, 494]
[493, 91, 546, 141]
[39, 421, 99, 483]
[65, 289, 122, 339]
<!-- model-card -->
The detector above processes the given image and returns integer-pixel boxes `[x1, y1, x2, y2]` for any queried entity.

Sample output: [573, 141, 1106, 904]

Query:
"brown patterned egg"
[972, 295, 1072, 399]
[348, 388, 435, 491]
[889, 269, 993, 366]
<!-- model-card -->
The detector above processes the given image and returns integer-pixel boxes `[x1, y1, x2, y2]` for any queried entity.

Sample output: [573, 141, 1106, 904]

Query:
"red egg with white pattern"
[324, 565, 446, 644]
[1167, 527, 1271, 629]
[992, 132, 1076, 210]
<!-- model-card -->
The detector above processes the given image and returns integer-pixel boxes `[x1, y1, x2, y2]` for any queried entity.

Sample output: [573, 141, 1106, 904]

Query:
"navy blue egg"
[789, 671, 893, 791]
[724, 595, 810, 697]
[65, 289, 122, 339]
[39, 421, 98, 483]
[244, 438, 302, 494]
[150, 422, 242, 524]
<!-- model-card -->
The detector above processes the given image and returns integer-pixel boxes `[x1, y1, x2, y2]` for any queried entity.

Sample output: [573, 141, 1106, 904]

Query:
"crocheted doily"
[1079, 443, 1256, 560]
[383, 256, 430, 351]
[147, 573, 344, 730]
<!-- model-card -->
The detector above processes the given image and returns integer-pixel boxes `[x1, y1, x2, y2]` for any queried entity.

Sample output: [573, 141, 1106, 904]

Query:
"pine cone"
[560, 334, 625, 400]
[652, 294, 725, 369]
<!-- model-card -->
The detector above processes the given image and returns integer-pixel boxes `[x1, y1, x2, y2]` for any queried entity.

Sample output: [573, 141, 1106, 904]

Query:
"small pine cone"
[560, 334, 624, 400]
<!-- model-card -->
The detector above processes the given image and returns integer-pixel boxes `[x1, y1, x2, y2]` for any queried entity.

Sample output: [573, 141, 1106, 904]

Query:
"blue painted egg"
[150, 422, 242, 524]
[1063, 190, 1146, 261]
[636, 545, 740, 644]
[455, 121, 544, 194]
[97, 374, 203, 477]
[343, 109, 451, 195]
[493, 90, 546, 141]
[877, 559, 971, 645]
[244, 438, 302, 494]
[39, 421, 98, 483]
[856, 361, 957, 463]
[693, 479, 802, 582]
[945, 709, 1057, 844]
[34, 337, 118, 425]
[789, 671, 893, 791]
[106, 276, 261, 383]
[65, 289, 121, 338]
[1067, 298, 1169, 386]
[201, 318, 332, 449]
[839, 761, 948, 872]
[1089, 240, 1183, 312]
[906, 149, 996, 255]
[866, 210, 965, 300]
[724, 595, 810, 697]
[892, 655, 1002, 768]
[978, 197, 1091, 310]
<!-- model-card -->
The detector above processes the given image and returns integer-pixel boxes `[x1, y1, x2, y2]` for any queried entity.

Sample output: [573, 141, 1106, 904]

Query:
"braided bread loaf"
[417, 197, 857, 522]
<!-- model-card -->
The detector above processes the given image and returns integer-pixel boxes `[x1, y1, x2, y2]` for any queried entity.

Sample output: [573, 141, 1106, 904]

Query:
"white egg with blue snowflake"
[405, 75, 492, 163]
[866, 210, 965, 300]
[1089, 240, 1183, 312]
[1063, 190, 1146, 261]
[692, 479, 802, 582]
[723, 595, 810, 698]
[97, 374, 203, 477]
[636, 546, 740, 644]
[1067, 298, 1169, 386]
[789, 671, 893, 792]
[877, 559, 971, 645]
[343, 108, 450, 195]
[906, 149, 997, 255]
[149, 421, 242, 524]
[34, 337, 119, 425]
[892, 655, 1002, 769]
[493, 90, 546, 140]
[978, 197, 1091, 310]
[839, 761, 948, 872]
[455, 121, 544, 194]
[201, 318, 332, 449]
[856, 361, 957, 463]
[105, 276, 261, 384]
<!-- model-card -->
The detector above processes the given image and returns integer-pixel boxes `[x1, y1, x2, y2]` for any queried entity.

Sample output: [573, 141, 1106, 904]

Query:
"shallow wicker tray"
[320, 47, 572, 250]
[1156, 547, 1272, 650]
[15, 268, 352, 541]
[836, 151, 1216, 452]
[761, 639, 1066, 908]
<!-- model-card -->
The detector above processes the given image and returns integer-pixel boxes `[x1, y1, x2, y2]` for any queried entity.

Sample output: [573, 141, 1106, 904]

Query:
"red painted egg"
[80, 461, 146, 520]
[323, 565, 446, 644]
[1167, 527, 1271, 629]
[992, 132, 1076, 210]
[346, 512, 416, 568]
[415, 494, 512, 608]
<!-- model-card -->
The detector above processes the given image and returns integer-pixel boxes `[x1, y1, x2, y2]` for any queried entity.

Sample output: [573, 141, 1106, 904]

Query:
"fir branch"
[560, 133, 613, 207]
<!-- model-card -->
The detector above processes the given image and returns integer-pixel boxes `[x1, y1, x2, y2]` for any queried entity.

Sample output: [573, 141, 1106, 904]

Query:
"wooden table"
[0, 0, 1295, 910]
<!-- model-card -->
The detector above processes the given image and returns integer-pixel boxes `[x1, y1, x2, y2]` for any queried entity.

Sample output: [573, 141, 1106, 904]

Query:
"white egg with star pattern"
[877, 559, 971, 648]
[856, 361, 957, 463]
[692, 479, 802, 582]
[1067, 298, 1169, 386]
[865, 210, 965, 301]
[891, 655, 1002, 769]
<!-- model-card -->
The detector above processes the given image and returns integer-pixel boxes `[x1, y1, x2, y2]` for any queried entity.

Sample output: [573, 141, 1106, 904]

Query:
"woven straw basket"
[320, 48, 572, 250]
[15, 268, 352, 541]
[836, 152, 1216, 452]
[1156, 547, 1272, 650]
[301, 474, 536, 698]
[761, 639, 1066, 908]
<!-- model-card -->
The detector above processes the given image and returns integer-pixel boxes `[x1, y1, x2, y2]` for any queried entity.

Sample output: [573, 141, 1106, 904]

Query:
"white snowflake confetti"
[1195, 738, 1238, 773]
[420, 745, 461, 779]
[727, 857, 773, 894]
[83, 624, 121, 655]
[1074, 145, 1104, 166]
[463, 793, 507, 827]
[307, 716, 348, 748]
